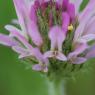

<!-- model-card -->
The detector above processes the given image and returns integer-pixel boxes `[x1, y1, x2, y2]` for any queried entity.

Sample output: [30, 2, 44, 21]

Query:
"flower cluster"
[0, 0, 95, 77]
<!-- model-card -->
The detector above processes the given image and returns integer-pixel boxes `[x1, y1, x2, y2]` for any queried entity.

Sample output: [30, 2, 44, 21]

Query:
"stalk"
[47, 79, 66, 95]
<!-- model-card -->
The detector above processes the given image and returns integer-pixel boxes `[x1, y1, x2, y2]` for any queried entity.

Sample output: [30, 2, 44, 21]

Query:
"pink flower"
[0, 0, 95, 73]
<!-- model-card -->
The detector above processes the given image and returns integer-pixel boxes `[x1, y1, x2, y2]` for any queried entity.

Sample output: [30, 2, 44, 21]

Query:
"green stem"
[47, 80, 66, 95]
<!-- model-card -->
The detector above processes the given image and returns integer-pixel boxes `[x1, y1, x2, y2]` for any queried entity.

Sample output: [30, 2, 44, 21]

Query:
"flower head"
[0, 0, 95, 78]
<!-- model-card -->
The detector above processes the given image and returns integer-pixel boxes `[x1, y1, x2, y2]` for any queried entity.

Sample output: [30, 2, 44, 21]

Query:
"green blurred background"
[0, 0, 95, 95]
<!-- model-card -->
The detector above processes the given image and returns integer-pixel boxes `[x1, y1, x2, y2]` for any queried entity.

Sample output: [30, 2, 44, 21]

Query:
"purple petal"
[71, 57, 87, 64]
[44, 51, 54, 58]
[13, 0, 28, 36]
[12, 46, 28, 54]
[86, 45, 95, 59]
[32, 64, 42, 71]
[57, 31, 66, 51]
[83, 16, 95, 35]
[19, 54, 31, 59]
[56, 0, 63, 5]
[49, 26, 66, 51]
[62, 12, 70, 34]
[5, 25, 23, 36]
[30, 6, 37, 23]
[32, 48, 49, 69]
[68, 43, 88, 58]
[32, 48, 49, 66]
[41, 1, 48, 11]
[78, 34, 95, 43]
[74, 4, 95, 43]
[27, 22, 43, 46]
[0, 34, 18, 46]
[5, 25, 33, 49]
[24, 0, 34, 7]
[32, 48, 44, 62]
[56, 52, 67, 61]
[34, 0, 40, 9]
[12, 46, 33, 58]
[32, 64, 48, 72]
[73, 22, 85, 43]
[73, 17, 91, 43]
[62, 0, 69, 9]
[67, 3, 75, 21]
[13, 0, 26, 12]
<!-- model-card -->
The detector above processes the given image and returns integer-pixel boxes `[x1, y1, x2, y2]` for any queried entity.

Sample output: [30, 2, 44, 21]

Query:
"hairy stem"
[47, 79, 66, 95]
